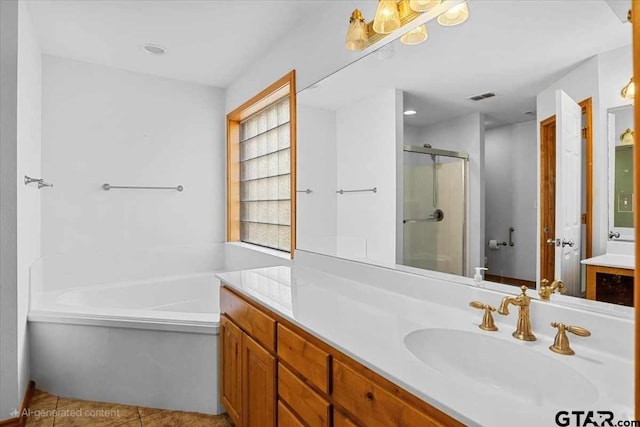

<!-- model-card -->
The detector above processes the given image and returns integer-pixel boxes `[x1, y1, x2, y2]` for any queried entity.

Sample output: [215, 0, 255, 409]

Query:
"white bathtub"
[28, 273, 223, 414]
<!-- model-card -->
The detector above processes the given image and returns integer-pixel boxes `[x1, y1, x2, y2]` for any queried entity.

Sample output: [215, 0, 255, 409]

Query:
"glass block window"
[239, 97, 291, 251]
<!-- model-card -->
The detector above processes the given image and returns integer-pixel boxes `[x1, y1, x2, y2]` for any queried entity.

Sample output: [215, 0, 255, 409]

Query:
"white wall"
[16, 0, 42, 404]
[225, 1, 373, 113]
[336, 90, 401, 265]
[296, 105, 337, 254]
[417, 113, 485, 274]
[0, 0, 20, 418]
[41, 56, 226, 282]
[485, 120, 537, 282]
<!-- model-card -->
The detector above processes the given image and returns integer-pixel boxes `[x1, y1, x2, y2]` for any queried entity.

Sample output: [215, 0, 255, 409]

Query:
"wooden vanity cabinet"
[333, 409, 360, 427]
[220, 285, 464, 427]
[586, 265, 634, 307]
[220, 288, 277, 427]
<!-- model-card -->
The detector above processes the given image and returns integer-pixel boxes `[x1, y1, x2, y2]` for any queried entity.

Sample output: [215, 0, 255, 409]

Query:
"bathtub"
[28, 273, 223, 414]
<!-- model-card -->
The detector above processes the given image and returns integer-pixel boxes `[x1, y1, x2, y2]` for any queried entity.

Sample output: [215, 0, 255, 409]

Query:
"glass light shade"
[409, 0, 441, 12]
[400, 24, 428, 45]
[621, 77, 635, 100]
[620, 128, 634, 145]
[373, 0, 401, 34]
[346, 10, 368, 51]
[437, 2, 469, 26]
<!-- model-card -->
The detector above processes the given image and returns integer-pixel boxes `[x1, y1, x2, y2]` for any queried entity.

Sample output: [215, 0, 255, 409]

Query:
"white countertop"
[217, 266, 633, 427]
[581, 254, 634, 269]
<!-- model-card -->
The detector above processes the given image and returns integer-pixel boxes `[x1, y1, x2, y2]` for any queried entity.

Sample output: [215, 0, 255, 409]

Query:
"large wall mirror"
[296, 0, 634, 314]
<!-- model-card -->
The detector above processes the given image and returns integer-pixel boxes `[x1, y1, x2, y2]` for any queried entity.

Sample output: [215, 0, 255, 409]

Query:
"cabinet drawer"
[278, 363, 330, 427]
[334, 409, 359, 427]
[277, 324, 330, 393]
[221, 286, 275, 352]
[333, 360, 453, 427]
[278, 401, 304, 427]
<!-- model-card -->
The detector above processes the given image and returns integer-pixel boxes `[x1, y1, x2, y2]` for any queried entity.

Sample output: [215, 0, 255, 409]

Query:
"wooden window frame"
[226, 71, 297, 257]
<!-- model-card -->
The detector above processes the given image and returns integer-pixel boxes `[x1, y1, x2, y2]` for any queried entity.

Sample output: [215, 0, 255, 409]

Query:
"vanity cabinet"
[220, 288, 277, 427]
[585, 265, 634, 307]
[220, 284, 463, 427]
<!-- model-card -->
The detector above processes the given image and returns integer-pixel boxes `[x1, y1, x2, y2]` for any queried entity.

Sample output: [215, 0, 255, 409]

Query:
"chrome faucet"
[497, 286, 536, 341]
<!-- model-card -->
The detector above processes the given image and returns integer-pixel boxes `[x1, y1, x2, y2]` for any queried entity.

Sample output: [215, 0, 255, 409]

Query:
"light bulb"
[373, 0, 401, 34]
[345, 9, 368, 51]
[400, 24, 428, 45]
[437, 2, 470, 26]
[409, 0, 441, 12]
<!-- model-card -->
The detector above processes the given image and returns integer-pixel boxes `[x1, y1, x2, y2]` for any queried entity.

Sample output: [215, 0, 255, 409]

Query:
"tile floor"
[25, 389, 233, 427]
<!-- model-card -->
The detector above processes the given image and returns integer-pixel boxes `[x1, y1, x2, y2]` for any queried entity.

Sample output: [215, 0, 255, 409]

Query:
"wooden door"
[242, 333, 276, 427]
[220, 316, 242, 425]
[540, 116, 557, 282]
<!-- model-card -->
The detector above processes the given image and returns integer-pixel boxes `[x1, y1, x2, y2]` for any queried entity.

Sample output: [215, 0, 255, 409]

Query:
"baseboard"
[19, 381, 35, 427]
[0, 380, 35, 427]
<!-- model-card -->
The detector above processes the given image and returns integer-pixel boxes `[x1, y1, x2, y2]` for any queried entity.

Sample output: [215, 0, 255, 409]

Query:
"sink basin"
[404, 328, 598, 406]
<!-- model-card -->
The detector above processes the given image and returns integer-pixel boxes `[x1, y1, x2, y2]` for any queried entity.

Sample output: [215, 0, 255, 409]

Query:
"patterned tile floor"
[25, 389, 233, 427]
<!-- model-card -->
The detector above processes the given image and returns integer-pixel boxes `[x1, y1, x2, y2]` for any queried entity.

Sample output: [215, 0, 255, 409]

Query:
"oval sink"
[404, 328, 598, 406]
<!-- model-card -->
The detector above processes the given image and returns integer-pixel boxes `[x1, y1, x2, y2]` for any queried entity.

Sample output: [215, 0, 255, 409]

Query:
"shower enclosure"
[402, 145, 468, 276]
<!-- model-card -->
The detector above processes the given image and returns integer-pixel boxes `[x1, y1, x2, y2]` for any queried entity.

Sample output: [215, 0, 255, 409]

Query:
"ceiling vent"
[467, 92, 496, 101]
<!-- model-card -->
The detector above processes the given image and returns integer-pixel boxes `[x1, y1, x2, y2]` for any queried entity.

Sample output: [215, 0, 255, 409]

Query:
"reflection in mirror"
[296, 0, 633, 312]
[608, 105, 634, 241]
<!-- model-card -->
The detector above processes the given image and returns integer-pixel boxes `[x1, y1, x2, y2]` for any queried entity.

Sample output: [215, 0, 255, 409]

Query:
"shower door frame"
[402, 145, 470, 276]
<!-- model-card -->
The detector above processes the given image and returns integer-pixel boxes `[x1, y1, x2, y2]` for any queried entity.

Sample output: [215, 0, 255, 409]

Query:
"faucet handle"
[469, 301, 498, 331]
[549, 322, 591, 355]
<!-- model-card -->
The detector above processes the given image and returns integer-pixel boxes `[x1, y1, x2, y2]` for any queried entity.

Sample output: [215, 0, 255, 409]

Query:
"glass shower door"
[402, 146, 467, 276]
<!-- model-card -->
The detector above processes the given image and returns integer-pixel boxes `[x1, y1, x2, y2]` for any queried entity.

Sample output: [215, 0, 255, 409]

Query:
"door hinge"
[581, 128, 587, 139]
[581, 213, 587, 224]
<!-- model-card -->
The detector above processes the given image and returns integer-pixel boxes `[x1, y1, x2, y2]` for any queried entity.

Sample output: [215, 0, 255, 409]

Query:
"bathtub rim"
[28, 310, 219, 335]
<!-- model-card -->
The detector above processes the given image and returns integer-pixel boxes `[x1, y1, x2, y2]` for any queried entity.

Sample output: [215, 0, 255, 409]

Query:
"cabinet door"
[221, 316, 243, 426]
[242, 333, 276, 427]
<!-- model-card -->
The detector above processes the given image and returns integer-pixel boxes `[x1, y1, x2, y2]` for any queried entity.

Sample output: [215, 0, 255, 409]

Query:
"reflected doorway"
[539, 97, 593, 296]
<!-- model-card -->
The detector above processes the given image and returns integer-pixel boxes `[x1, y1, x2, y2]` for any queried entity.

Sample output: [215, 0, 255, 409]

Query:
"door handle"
[609, 231, 621, 239]
[561, 239, 575, 248]
[547, 238, 559, 246]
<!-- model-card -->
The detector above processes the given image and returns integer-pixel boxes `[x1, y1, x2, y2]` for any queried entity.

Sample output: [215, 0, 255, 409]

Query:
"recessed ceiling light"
[404, 109, 417, 116]
[142, 44, 167, 55]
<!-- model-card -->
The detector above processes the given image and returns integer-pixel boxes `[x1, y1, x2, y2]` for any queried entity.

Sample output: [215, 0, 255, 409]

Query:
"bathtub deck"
[25, 389, 232, 427]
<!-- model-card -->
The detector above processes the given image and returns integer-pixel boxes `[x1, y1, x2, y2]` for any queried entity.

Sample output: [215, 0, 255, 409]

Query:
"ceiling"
[26, 0, 332, 88]
[298, 0, 632, 129]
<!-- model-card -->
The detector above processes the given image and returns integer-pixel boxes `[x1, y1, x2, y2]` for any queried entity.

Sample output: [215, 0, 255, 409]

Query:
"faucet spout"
[497, 286, 536, 341]
[498, 296, 515, 315]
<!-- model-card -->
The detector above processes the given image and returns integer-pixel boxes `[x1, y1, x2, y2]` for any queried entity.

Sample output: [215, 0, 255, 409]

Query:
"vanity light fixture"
[346, 9, 369, 51]
[621, 77, 635, 100]
[345, 0, 469, 52]
[373, 0, 402, 34]
[409, 0, 441, 12]
[404, 109, 417, 115]
[401, 24, 428, 45]
[620, 128, 634, 145]
[437, 2, 470, 26]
